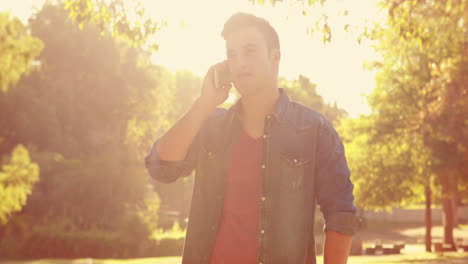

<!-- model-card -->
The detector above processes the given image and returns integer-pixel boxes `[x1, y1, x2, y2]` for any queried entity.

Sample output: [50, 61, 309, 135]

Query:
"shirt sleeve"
[144, 131, 202, 183]
[315, 118, 360, 236]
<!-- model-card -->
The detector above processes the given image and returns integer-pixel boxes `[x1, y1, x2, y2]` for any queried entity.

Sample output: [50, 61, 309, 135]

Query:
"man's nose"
[233, 54, 249, 72]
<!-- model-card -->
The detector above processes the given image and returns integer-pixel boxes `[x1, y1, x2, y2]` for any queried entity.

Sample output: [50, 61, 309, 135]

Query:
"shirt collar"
[227, 88, 290, 126]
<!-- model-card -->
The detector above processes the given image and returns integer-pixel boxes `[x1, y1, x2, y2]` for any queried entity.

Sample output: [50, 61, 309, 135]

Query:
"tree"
[340, 0, 467, 250]
[0, 12, 43, 93]
[0, 9, 43, 246]
[279, 75, 347, 124]
[249, 0, 337, 43]
[339, 114, 433, 207]
[0, 145, 39, 225]
[64, 0, 164, 50]
[0, 3, 164, 257]
[340, 112, 439, 251]
[366, 0, 467, 247]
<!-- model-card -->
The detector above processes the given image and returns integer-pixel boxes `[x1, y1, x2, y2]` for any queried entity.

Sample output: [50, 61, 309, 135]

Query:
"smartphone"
[214, 66, 232, 88]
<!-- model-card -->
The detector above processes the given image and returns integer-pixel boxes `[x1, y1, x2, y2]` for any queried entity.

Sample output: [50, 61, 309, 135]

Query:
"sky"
[1, 0, 385, 117]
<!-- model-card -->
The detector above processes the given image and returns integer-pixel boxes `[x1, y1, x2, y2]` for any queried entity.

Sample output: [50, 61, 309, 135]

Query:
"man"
[145, 12, 359, 264]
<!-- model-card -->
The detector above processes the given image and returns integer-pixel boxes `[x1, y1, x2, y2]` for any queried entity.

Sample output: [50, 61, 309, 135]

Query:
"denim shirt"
[145, 88, 360, 264]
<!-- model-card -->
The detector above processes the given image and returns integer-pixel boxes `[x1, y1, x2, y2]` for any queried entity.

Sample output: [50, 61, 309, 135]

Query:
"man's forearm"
[323, 230, 352, 264]
[157, 98, 215, 161]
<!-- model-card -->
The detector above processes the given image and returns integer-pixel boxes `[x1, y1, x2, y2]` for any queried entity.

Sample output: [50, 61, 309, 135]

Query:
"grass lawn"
[345, 252, 468, 264]
[1, 252, 468, 264]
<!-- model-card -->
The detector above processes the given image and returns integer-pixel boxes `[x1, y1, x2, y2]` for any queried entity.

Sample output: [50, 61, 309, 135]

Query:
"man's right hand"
[199, 61, 232, 109]
[152, 61, 233, 164]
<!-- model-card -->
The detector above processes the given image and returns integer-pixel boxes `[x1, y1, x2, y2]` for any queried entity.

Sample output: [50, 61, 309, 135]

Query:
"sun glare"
[143, 0, 381, 117]
[1, 0, 384, 117]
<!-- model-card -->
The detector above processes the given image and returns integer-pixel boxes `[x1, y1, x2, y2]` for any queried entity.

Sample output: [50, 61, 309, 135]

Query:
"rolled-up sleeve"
[144, 130, 202, 184]
[315, 119, 360, 236]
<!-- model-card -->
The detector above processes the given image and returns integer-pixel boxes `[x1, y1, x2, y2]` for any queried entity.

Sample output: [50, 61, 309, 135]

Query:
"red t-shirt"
[209, 129, 263, 264]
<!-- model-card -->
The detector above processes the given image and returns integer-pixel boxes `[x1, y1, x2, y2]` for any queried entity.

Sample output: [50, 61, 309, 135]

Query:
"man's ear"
[270, 48, 281, 69]
[270, 48, 281, 66]
[271, 48, 280, 63]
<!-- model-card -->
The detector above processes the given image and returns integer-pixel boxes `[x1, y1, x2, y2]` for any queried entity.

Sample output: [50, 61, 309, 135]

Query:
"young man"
[145, 12, 359, 264]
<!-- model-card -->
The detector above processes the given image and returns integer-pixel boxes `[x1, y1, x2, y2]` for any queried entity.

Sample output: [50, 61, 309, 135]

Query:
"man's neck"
[238, 86, 280, 136]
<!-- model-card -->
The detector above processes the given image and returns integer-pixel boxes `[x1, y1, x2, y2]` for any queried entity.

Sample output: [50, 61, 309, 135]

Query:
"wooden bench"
[364, 243, 405, 255]
[455, 238, 468, 252]
[459, 244, 468, 252]
[433, 242, 457, 252]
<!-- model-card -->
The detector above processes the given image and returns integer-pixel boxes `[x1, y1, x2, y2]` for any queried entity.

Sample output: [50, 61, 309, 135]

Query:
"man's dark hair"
[221, 12, 280, 52]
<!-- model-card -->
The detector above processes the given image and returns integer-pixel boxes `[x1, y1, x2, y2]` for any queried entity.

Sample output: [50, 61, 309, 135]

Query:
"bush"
[17, 226, 123, 258]
[144, 221, 186, 257]
[0, 221, 145, 259]
[153, 238, 184, 257]
[0, 217, 189, 259]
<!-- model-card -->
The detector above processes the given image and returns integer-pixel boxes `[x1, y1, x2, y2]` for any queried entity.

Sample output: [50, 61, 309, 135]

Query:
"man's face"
[225, 26, 279, 96]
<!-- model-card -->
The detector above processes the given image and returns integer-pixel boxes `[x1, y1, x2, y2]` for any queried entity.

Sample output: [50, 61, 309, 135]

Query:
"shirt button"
[263, 134, 268, 139]
[293, 159, 298, 163]
[261, 197, 266, 202]
[260, 229, 265, 234]
[266, 115, 271, 119]
[261, 164, 266, 169]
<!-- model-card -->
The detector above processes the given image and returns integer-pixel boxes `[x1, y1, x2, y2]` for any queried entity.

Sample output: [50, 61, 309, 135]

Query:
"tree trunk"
[441, 184, 455, 246]
[452, 193, 459, 227]
[425, 184, 432, 252]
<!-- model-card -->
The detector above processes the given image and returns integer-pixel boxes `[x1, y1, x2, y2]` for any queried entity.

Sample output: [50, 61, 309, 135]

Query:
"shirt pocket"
[279, 152, 312, 191]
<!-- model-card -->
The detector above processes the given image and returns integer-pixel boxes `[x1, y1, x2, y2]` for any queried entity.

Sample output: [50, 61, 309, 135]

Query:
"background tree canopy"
[0, 12, 43, 92]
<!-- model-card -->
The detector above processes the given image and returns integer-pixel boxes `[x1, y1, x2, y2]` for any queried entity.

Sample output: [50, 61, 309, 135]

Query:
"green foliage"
[150, 221, 186, 257]
[340, 116, 434, 210]
[368, 0, 467, 190]
[340, 0, 467, 210]
[279, 75, 347, 124]
[0, 12, 43, 92]
[151, 221, 186, 241]
[250, 0, 343, 43]
[0, 0, 211, 257]
[0, 218, 184, 258]
[0, 217, 148, 258]
[250, 0, 326, 7]
[0, 145, 39, 225]
[64, 0, 165, 50]
[0, 2, 168, 257]
[126, 68, 202, 162]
